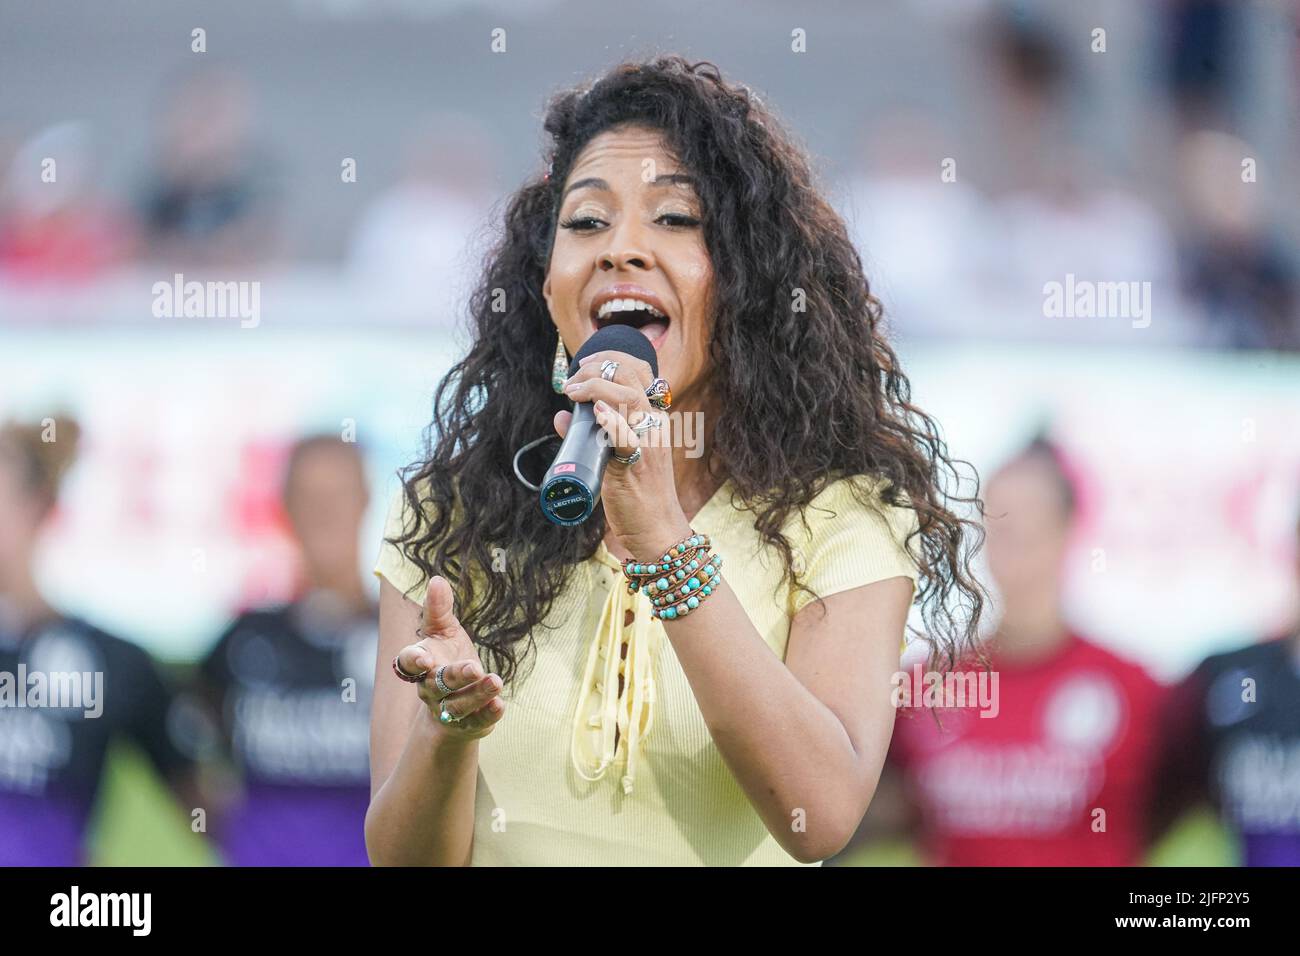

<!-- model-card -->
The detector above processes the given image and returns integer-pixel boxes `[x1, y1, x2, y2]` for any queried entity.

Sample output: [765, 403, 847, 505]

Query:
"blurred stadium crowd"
[1, 0, 1298, 866]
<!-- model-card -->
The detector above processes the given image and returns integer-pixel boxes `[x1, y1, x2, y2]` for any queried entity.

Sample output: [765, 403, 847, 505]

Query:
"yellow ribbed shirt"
[373, 474, 920, 866]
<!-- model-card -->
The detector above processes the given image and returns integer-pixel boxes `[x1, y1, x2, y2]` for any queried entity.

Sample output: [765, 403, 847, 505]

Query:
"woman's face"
[544, 124, 714, 408]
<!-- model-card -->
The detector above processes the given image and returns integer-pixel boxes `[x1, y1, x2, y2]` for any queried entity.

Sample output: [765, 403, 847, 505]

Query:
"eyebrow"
[562, 173, 698, 199]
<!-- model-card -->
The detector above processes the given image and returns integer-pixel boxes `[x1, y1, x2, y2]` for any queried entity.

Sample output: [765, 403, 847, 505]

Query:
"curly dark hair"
[390, 55, 986, 688]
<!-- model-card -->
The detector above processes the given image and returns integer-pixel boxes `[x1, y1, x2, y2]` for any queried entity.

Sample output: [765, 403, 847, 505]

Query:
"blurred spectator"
[135, 64, 280, 269]
[974, 13, 1184, 343]
[191, 434, 377, 866]
[1164, 0, 1237, 129]
[1174, 128, 1299, 350]
[0, 415, 198, 865]
[844, 110, 995, 337]
[346, 113, 499, 326]
[1152, 503, 1300, 865]
[855, 436, 1168, 865]
[0, 122, 138, 284]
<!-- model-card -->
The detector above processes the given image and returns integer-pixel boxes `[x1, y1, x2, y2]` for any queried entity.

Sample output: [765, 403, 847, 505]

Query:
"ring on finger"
[600, 360, 619, 381]
[645, 378, 672, 410]
[630, 412, 662, 436]
[434, 664, 452, 697]
[439, 698, 464, 724]
[611, 446, 643, 466]
[392, 655, 428, 683]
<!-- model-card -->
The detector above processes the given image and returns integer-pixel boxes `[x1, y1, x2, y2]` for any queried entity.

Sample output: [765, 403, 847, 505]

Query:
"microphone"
[539, 324, 659, 526]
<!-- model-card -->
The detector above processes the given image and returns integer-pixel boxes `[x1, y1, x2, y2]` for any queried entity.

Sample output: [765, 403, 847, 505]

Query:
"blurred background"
[0, 0, 1297, 866]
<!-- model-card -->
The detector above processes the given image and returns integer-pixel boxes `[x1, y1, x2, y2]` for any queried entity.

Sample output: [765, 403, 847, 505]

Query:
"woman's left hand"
[554, 350, 692, 562]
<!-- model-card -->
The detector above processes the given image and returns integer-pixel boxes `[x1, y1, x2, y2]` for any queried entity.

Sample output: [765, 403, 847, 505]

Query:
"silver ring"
[600, 360, 619, 381]
[434, 664, 452, 697]
[439, 699, 463, 724]
[630, 413, 662, 436]
[611, 446, 642, 466]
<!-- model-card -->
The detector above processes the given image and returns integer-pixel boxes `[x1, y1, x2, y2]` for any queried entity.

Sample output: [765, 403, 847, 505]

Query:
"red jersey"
[889, 633, 1166, 866]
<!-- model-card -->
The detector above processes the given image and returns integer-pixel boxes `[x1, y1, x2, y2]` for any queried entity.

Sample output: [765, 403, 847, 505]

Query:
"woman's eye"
[558, 216, 605, 231]
[559, 213, 700, 232]
[657, 214, 700, 228]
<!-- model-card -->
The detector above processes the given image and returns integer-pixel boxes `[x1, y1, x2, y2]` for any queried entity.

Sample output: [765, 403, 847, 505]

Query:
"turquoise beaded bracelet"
[649, 553, 724, 621]
[621, 532, 712, 595]
[648, 551, 723, 603]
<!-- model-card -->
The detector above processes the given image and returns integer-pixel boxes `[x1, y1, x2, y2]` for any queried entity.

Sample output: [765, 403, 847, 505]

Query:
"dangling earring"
[551, 331, 569, 393]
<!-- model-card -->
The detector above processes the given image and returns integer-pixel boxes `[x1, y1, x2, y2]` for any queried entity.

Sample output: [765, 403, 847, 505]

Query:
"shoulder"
[201, 606, 295, 675]
[379, 477, 430, 533]
[32, 617, 171, 716]
[777, 475, 922, 616]
[215, 606, 295, 645]
[1201, 635, 1288, 673]
[374, 475, 470, 604]
[378, 475, 464, 542]
[1183, 636, 1293, 704]
[791, 473, 914, 524]
[39, 615, 148, 671]
[786, 474, 920, 559]
[1069, 633, 1162, 695]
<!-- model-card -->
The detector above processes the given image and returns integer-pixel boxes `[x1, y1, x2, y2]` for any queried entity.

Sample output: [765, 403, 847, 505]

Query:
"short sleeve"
[786, 475, 921, 616]
[373, 483, 434, 605]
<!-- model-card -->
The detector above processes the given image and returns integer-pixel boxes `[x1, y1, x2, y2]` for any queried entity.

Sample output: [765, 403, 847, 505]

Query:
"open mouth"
[589, 296, 671, 347]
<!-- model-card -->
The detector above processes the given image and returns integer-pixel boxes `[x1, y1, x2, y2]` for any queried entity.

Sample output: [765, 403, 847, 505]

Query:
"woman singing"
[366, 56, 984, 866]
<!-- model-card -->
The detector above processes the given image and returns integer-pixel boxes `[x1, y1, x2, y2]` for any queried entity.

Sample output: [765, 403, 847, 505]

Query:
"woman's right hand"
[394, 575, 506, 740]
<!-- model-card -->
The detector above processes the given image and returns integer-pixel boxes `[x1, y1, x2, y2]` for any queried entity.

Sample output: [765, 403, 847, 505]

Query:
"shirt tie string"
[570, 565, 661, 794]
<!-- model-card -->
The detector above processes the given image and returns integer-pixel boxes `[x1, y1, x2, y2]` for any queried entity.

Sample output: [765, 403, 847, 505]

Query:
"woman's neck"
[670, 390, 724, 522]
[674, 457, 726, 522]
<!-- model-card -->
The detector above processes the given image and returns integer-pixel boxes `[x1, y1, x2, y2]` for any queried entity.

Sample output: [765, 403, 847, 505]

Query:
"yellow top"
[373, 473, 920, 866]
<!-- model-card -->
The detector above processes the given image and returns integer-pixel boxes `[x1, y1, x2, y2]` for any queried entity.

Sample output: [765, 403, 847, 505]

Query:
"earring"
[551, 331, 569, 393]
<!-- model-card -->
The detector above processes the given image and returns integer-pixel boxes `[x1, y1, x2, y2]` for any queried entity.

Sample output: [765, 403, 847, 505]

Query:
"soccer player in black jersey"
[194, 434, 378, 865]
[0, 417, 198, 865]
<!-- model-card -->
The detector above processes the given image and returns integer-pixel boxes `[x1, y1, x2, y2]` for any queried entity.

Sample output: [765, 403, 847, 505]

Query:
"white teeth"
[596, 297, 666, 320]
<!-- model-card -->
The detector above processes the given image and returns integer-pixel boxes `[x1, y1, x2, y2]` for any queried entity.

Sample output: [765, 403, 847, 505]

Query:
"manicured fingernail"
[579, 354, 595, 365]
[595, 399, 609, 412]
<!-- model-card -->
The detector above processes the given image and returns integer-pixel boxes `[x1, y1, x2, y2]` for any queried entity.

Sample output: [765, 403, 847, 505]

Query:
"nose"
[597, 219, 656, 272]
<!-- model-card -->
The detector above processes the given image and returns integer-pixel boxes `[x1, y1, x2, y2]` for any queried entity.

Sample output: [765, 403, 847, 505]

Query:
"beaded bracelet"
[652, 565, 724, 620]
[649, 552, 724, 617]
[620, 532, 712, 595]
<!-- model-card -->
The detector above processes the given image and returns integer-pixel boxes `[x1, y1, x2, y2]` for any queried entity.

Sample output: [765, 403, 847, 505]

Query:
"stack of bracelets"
[620, 531, 724, 621]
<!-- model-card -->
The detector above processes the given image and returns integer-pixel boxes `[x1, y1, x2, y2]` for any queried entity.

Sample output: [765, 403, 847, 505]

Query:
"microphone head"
[569, 324, 659, 379]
